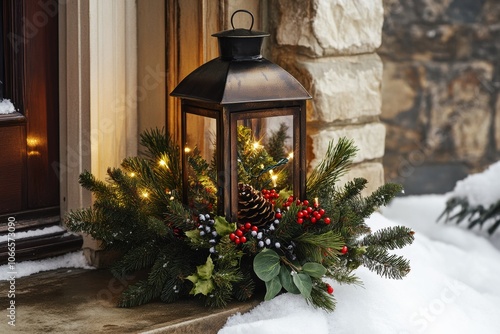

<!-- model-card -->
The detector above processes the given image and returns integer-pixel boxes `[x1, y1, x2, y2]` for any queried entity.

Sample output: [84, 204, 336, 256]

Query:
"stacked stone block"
[269, 0, 386, 194]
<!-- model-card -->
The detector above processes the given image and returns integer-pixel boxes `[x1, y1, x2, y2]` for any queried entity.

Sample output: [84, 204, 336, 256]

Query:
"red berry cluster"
[283, 197, 331, 225]
[229, 222, 258, 245]
[325, 283, 334, 294]
[261, 189, 279, 205]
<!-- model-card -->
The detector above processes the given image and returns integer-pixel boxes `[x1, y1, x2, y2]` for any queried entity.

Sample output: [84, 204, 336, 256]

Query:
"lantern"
[171, 10, 311, 222]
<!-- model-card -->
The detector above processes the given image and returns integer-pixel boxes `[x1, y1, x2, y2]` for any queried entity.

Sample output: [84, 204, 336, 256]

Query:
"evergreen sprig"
[306, 138, 358, 199]
[438, 196, 500, 235]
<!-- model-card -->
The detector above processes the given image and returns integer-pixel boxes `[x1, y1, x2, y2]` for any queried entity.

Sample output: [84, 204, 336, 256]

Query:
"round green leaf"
[253, 249, 281, 282]
[264, 276, 282, 301]
[292, 273, 312, 298]
[302, 262, 327, 278]
[279, 265, 300, 294]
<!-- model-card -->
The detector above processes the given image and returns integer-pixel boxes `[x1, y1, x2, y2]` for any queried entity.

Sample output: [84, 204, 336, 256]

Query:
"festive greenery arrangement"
[66, 126, 414, 311]
[438, 197, 500, 235]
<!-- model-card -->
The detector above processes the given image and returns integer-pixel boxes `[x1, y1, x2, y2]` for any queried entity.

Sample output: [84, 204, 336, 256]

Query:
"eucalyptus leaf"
[292, 273, 312, 298]
[279, 265, 300, 294]
[253, 249, 281, 282]
[264, 276, 282, 300]
[302, 262, 327, 278]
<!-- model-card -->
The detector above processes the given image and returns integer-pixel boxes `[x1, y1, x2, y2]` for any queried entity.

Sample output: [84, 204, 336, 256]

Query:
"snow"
[0, 251, 93, 281]
[0, 225, 66, 243]
[449, 161, 500, 207]
[0, 99, 16, 114]
[219, 194, 500, 334]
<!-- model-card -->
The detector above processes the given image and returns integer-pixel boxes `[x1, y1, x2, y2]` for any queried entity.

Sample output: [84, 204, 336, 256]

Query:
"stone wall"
[380, 0, 500, 194]
[269, 0, 386, 195]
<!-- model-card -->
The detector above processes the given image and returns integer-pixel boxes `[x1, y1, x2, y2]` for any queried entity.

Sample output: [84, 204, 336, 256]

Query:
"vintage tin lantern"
[171, 10, 311, 222]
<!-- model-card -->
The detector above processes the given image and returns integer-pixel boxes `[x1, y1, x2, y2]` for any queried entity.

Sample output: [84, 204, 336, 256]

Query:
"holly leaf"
[292, 273, 312, 298]
[214, 216, 236, 236]
[197, 255, 214, 280]
[264, 276, 282, 300]
[191, 278, 214, 296]
[253, 249, 281, 282]
[302, 262, 327, 278]
[279, 265, 300, 294]
[186, 274, 198, 284]
[185, 229, 201, 242]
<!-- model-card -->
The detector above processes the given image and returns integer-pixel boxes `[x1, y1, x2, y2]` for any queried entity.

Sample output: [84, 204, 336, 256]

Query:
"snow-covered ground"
[219, 194, 500, 334]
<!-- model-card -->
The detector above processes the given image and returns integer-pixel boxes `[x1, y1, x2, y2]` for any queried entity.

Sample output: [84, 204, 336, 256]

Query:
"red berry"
[229, 233, 236, 241]
[236, 229, 243, 237]
[297, 218, 304, 224]
[244, 222, 252, 230]
[307, 207, 313, 213]
[326, 284, 334, 294]
[240, 236, 247, 243]
[271, 200, 276, 205]
[297, 211, 304, 218]
[234, 237, 241, 245]
[319, 209, 325, 216]
[303, 200, 309, 206]
[251, 226, 258, 232]
[314, 212, 321, 219]
[341, 245, 348, 254]
[310, 217, 317, 223]
[296, 199, 302, 205]
[239, 225, 245, 231]
[288, 196, 294, 202]
[275, 212, 282, 219]
[323, 217, 331, 225]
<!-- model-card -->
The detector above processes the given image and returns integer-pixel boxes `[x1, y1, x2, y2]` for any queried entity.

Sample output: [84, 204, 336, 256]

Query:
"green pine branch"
[306, 138, 358, 199]
[362, 246, 411, 279]
[361, 226, 415, 250]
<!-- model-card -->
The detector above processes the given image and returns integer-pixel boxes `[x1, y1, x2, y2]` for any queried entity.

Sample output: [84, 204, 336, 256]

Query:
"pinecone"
[238, 183, 275, 227]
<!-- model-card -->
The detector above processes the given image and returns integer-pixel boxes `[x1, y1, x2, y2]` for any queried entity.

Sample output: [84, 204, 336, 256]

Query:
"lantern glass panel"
[236, 115, 294, 192]
[185, 113, 216, 162]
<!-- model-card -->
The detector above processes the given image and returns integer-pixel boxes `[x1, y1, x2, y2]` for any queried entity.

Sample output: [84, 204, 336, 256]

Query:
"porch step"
[0, 268, 261, 333]
[0, 216, 83, 264]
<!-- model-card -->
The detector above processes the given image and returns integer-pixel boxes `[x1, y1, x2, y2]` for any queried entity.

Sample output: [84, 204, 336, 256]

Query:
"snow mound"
[0, 99, 16, 114]
[449, 161, 500, 207]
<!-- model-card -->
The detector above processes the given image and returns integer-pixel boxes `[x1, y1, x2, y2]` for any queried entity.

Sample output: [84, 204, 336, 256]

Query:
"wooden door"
[0, 0, 59, 219]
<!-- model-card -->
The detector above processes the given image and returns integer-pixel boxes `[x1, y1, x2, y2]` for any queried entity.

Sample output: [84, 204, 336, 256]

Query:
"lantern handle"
[230, 9, 254, 31]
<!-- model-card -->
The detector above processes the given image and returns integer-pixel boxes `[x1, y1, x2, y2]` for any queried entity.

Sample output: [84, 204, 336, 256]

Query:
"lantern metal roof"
[170, 12, 311, 105]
